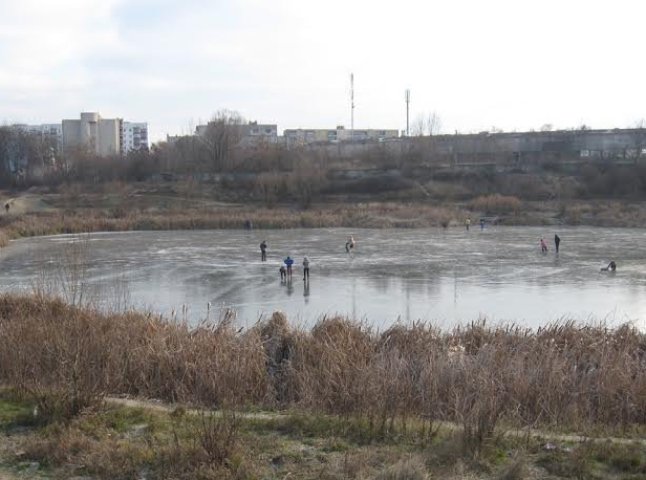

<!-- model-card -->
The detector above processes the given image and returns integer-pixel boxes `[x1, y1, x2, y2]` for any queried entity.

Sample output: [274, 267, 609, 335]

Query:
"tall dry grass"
[0, 295, 643, 446]
[470, 194, 522, 215]
[0, 203, 466, 242]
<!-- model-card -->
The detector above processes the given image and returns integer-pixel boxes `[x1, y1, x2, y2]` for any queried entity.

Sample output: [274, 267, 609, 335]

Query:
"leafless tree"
[411, 111, 442, 136]
[198, 110, 246, 171]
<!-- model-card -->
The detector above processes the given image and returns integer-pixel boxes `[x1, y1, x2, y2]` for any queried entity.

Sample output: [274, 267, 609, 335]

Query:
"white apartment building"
[121, 122, 149, 155]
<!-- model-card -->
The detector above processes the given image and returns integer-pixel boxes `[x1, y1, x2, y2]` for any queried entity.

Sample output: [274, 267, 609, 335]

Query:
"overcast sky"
[1, 0, 645, 142]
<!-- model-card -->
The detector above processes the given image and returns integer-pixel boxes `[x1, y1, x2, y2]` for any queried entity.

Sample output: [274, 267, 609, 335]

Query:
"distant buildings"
[283, 126, 398, 146]
[13, 112, 149, 158]
[193, 121, 398, 147]
[62, 112, 149, 156]
[62, 112, 121, 156]
[194, 121, 279, 145]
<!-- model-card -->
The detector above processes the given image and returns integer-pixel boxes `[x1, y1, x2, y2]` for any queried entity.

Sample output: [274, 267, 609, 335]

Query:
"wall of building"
[121, 122, 149, 154]
[62, 113, 137, 156]
[97, 118, 120, 156]
[62, 119, 82, 154]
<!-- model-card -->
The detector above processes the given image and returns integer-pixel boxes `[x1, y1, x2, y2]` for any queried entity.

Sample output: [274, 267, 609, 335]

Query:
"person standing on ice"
[260, 240, 267, 261]
[302, 256, 310, 281]
[345, 236, 355, 253]
[284, 256, 294, 279]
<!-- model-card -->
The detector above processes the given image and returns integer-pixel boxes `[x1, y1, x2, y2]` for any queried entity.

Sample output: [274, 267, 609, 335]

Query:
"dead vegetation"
[0, 295, 643, 478]
[0, 295, 643, 438]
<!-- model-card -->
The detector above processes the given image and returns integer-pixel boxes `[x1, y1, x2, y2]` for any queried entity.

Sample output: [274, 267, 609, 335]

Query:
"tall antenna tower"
[350, 73, 355, 140]
[405, 88, 410, 136]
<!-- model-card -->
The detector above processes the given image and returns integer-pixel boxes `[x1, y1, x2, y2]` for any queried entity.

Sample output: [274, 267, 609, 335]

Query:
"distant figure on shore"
[244, 219, 253, 230]
[284, 256, 294, 278]
[302, 256, 310, 281]
[540, 238, 548, 253]
[260, 240, 267, 261]
[601, 261, 617, 272]
[554, 234, 561, 253]
[4, 202, 9, 213]
[279, 265, 287, 281]
[480, 218, 485, 230]
[345, 236, 355, 253]
[465, 217, 471, 231]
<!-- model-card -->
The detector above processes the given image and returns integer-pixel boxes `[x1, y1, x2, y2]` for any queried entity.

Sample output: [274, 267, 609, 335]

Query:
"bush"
[470, 194, 521, 214]
[375, 458, 428, 480]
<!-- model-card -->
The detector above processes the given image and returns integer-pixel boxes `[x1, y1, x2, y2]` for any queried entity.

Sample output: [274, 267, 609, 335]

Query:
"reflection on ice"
[0, 226, 644, 330]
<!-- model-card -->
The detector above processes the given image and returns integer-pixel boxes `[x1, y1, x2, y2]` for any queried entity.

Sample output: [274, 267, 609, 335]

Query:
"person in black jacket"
[260, 240, 267, 261]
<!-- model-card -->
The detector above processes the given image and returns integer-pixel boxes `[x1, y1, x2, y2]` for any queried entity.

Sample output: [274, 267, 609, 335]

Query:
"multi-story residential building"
[283, 126, 398, 146]
[10, 123, 63, 153]
[195, 121, 278, 145]
[62, 112, 121, 156]
[121, 122, 149, 155]
[243, 121, 278, 144]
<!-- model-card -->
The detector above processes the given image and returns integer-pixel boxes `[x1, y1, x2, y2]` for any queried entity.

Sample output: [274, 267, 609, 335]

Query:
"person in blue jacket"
[284, 256, 294, 279]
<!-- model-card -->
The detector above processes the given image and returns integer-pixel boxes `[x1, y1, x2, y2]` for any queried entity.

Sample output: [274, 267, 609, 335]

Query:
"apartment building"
[62, 112, 121, 156]
[10, 123, 62, 152]
[244, 121, 278, 143]
[284, 126, 398, 146]
[59, 112, 149, 157]
[195, 121, 278, 145]
[121, 122, 149, 155]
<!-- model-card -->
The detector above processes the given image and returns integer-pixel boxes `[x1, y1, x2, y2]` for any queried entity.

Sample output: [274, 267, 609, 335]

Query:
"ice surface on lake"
[1, 227, 644, 330]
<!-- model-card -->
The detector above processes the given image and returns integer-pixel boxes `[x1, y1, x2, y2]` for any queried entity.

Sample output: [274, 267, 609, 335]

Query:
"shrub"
[375, 457, 428, 480]
[470, 194, 521, 214]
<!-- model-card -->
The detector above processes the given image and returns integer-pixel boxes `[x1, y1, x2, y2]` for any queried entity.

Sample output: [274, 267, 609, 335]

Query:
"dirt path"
[104, 396, 645, 447]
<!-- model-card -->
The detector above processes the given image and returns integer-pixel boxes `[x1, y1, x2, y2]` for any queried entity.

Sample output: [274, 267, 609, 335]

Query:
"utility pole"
[405, 89, 410, 137]
[350, 73, 355, 141]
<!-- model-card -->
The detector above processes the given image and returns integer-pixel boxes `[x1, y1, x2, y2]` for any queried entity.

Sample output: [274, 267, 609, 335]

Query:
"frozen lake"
[0, 227, 645, 330]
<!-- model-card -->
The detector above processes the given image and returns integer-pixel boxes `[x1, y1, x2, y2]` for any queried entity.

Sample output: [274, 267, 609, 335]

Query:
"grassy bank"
[1, 196, 646, 247]
[0, 294, 643, 478]
[0, 391, 644, 479]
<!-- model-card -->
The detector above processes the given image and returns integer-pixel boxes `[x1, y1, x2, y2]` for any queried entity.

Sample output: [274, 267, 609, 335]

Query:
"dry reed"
[0, 295, 643, 446]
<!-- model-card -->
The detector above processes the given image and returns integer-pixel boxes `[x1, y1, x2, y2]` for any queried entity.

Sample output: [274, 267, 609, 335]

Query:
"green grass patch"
[244, 413, 419, 445]
[0, 390, 38, 429]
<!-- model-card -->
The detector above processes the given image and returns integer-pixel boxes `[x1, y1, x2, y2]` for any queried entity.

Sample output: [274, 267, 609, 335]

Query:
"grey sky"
[1, 0, 644, 142]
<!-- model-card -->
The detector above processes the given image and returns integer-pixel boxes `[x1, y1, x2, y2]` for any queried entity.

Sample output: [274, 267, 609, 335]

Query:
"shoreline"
[1, 198, 646, 246]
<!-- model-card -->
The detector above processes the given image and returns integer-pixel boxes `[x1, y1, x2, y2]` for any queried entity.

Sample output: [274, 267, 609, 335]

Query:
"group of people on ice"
[261, 236, 355, 283]
[539, 234, 616, 271]
[261, 229, 617, 282]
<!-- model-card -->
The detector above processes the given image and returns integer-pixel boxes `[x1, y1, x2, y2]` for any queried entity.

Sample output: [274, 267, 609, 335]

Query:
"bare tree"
[198, 110, 246, 171]
[411, 111, 442, 136]
[0, 127, 50, 185]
